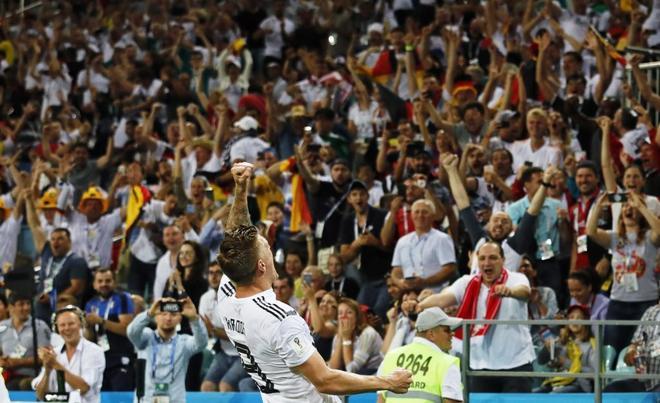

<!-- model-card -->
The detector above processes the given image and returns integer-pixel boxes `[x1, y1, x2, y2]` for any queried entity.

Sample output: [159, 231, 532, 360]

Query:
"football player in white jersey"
[216, 162, 412, 402]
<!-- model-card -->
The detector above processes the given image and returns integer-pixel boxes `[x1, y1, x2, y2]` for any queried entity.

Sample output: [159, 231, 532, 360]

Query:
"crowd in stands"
[0, 0, 658, 398]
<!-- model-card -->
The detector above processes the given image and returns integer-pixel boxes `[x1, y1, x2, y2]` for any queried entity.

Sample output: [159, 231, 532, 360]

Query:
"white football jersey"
[217, 286, 340, 403]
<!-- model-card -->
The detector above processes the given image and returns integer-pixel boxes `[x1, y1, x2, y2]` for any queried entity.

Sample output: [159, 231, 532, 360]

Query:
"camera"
[160, 301, 182, 313]
[306, 143, 322, 153]
[607, 193, 628, 203]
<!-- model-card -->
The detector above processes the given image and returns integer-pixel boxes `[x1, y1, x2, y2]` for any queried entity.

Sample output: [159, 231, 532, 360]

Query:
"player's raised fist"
[385, 368, 413, 394]
[231, 162, 254, 185]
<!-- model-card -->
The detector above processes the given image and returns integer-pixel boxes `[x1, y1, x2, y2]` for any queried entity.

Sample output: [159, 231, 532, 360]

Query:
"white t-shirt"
[69, 209, 122, 269]
[511, 139, 563, 171]
[392, 229, 456, 292]
[620, 128, 649, 160]
[217, 288, 340, 402]
[609, 231, 658, 303]
[230, 136, 271, 164]
[0, 215, 21, 271]
[76, 68, 110, 94]
[448, 271, 536, 370]
[348, 101, 379, 141]
[259, 16, 295, 59]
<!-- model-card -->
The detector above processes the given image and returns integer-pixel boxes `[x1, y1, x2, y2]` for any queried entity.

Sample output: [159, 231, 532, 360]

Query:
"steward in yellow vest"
[377, 307, 464, 403]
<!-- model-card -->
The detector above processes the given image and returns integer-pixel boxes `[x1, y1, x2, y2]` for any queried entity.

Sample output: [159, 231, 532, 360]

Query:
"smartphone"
[607, 193, 628, 203]
[523, 161, 533, 167]
[306, 143, 321, 153]
[160, 300, 182, 313]
[204, 187, 214, 201]
[302, 273, 313, 285]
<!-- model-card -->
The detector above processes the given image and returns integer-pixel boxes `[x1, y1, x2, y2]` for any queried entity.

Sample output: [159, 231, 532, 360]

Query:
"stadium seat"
[602, 345, 617, 371]
[615, 346, 636, 373]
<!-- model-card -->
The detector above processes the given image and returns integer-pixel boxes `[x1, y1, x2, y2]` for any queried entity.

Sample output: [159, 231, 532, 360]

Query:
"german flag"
[125, 184, 152, 238]
[279, 157, 312, 232]
[590, 26, 627, 67]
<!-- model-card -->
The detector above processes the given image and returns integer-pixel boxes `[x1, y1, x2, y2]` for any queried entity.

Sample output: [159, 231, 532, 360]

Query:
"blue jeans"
[604, 299, 656, 353]
[357, 279, 390, 320]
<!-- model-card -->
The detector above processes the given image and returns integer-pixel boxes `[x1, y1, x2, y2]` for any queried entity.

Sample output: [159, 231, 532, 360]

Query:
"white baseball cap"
[415, 307, 462, 331]
[233, 116, 259, 131]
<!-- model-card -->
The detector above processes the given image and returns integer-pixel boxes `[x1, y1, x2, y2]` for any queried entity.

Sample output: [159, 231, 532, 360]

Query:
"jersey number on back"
[234, 341, 279, 393]
[396, 353, 432, 376]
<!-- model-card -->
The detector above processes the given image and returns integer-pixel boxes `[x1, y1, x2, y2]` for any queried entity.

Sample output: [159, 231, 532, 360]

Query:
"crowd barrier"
[459, 318, 660, 403]
[8, 391, 659, 402]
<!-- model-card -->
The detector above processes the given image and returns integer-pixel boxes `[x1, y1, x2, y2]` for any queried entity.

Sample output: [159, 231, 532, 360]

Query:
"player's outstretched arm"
[226, 162, 254, 231]
[293, 350, 412, 396]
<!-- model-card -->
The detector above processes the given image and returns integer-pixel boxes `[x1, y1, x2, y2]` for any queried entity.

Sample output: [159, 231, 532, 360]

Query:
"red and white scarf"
[454, 269, 509, 340]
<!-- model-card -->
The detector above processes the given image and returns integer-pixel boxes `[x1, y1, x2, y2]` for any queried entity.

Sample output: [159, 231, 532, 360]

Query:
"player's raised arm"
[226, 162, 254, 231]
[293, 351, 412, 396]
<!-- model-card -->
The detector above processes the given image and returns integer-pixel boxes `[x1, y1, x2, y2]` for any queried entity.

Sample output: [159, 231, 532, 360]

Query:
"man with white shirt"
[511, 108, 562, 171]
[257, 0, 295, 61]
[391, 199, 457, 293]
[419, 242, 535, 393]
[216, 162, 412, 401]
[69, 186, 123, 270]
[33, 306, 105, 403]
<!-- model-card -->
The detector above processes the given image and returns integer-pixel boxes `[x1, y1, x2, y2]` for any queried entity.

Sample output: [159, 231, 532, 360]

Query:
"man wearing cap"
[357, 23, 385, 68]
[67, 185, 124, 270]
[228, 116, 270, 164]
[296, 142, 352, 249]
[338, 180, 391, 318]
[35, 186, 68, 238]
[377, 307, 463, 403]
[484, 110, 521, 153]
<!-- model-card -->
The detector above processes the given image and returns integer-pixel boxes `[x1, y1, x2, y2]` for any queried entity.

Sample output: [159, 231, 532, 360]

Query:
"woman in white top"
[586, 191, 659, 353]
[329, 298, 383, 375]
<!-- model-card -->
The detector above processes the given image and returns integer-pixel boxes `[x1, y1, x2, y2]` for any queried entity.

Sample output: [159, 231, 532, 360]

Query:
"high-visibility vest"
[379, 340, 460, 403]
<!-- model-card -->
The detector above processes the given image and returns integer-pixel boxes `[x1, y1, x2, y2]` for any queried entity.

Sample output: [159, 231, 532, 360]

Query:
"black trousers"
[469, 362, 534, 393]
[102, 362, 135, 391]
[126, 253, 157, 300]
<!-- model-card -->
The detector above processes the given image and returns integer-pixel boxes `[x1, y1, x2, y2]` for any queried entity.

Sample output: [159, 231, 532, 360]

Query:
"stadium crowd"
[0, 0, 658, 400]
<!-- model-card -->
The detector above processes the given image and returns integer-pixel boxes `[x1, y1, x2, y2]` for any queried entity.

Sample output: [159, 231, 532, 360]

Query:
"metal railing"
[624, 60, 660, 126]
[459, 318, 660, 403]
[1, 0, 43, 18]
